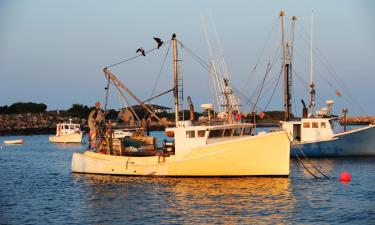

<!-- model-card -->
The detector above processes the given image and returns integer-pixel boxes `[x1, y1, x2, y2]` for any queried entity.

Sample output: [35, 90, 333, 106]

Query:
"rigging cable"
[295, 24, 366, 115]
[252, 61, 271, 112]
[241, 16, 279, 93]
[263, 66, 283, 112]
[106, 40, 171, 68]
[110, 80, 142, 124]
[180, 40, 283, 120]
[149, 41, 172, 99]
[296, 146, 330, 178]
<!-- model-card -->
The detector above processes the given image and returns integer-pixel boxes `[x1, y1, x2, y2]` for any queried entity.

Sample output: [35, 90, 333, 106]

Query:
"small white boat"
[49, 119, 83, 143]
[113, 129, 134, 139]
[4, 139, 25, 144]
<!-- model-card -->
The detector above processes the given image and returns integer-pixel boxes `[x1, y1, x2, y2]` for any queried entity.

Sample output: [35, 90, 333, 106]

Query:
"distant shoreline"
[0, 123, 279, 136]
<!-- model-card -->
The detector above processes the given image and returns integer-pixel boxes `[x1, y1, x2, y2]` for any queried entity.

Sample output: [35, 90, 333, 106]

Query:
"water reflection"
[52, 142, 85, 150]
[72, 175, 295, 224]
[292, 158, 335, 178]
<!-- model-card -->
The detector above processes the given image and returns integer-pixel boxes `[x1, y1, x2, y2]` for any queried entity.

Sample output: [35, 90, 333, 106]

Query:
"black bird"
[136, 47, 145, 56]
[153, 37, 163, 49]
[172, 33, 176, 39]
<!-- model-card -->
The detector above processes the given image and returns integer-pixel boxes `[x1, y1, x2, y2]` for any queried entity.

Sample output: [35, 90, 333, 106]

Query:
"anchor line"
[297, 146, 330, 179]
[294, 145, 330, 179]
[295, 150, 319, 179]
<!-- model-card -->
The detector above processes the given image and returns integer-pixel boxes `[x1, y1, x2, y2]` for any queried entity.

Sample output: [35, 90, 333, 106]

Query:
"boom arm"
[103, 67, 169, 127]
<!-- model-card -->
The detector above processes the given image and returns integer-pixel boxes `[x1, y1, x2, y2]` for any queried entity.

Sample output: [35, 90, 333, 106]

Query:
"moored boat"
[4, 139, 24, 144]
[276, 11, 375, 157]
[49, 119, 83, 143]
[72, 34, 290, 176]
[282, 115, 375, 157]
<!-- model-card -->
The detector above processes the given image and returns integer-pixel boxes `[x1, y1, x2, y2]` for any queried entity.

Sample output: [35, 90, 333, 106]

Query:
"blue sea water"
[0, 134, 374, 224]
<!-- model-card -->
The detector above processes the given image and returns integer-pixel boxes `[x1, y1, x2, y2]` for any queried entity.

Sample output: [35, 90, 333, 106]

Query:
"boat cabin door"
[293, 124, 301, 141]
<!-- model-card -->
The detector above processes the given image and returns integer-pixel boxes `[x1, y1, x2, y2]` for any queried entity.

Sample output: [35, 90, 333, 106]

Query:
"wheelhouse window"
[64, 125, 69, 129]
[186, 130, 195, 138]
[208, 129, 224, 138]
[312, 122, 319, 128]
[303, 122, 310, 128]
[197, 130, 206, 137]
[321, 122, 326, 128]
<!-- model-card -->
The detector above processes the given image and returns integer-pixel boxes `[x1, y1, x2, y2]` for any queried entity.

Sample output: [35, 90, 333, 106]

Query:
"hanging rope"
[241, 17, 279, 93]
[295, 24, 366, 115]
[247, 46, 281, 107]
[263, 66, 283, 112]
[296, 146, 330, 178]
[294, 144, 330, 179]
[106, 40, 171, 68]
[252, 62, 271, 112]
[149, 41, 172, 98]
[179, 40, 283, 121]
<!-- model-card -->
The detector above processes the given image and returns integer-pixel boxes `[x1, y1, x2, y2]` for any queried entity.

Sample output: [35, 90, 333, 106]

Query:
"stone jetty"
[0, 112, 86, 136]
[339, 116, 375, 125]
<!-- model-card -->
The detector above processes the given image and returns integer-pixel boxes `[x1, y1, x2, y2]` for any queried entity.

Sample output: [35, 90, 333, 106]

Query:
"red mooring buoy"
[339, 172, 351, 182]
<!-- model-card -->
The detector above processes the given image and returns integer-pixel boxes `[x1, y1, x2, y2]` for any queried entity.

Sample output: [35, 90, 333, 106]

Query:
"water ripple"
[0, 135, 374, 224]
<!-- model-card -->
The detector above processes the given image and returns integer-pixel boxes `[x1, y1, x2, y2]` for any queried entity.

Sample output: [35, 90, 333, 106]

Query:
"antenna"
[280, 10, 292, 121]
[210, 13, 239, 112]
[309, 10, 316, 116]
[201, 14, 222, 112]
[172, 34, 179, 125]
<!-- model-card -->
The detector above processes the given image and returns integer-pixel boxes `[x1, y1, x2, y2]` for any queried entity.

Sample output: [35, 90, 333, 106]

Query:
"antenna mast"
[280, 11, 292, 121]
[309, 10, 316, 117]
[172, 34, 179, 125]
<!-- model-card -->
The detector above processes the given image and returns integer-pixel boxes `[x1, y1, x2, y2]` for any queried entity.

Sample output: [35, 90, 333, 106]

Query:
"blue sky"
[1, 0, 374, 116]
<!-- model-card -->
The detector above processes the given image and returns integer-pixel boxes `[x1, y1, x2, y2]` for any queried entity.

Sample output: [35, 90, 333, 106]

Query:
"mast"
[280, 11, 292, 121]
[172, 34, 179, 125]
[309, 10, 316, 117]
[223, 78, 233, 123]
[201, 15, 222, 112]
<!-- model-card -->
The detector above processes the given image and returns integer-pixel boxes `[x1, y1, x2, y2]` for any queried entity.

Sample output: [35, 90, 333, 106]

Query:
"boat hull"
[49, 133, 83, 143]
[72, 131, 290, 176]
[4, 139, 24, 144]
[291, 125, 375, 157]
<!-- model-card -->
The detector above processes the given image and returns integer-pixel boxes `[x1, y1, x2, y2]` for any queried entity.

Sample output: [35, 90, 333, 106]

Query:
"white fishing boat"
[49, 119, 83, 143]
[4, 139, 24, 144]
[282, 105, 375, 157]
[72, 34, 290, 176]
[275, 11, 375, 157]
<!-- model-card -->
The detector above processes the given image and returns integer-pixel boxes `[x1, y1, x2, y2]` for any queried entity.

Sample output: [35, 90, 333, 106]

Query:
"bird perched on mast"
[153, 37, 163, 49]
[136, 47, 145, 56]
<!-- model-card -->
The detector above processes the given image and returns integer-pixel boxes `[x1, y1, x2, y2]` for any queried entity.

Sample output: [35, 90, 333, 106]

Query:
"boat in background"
[49, 119, 83, 143]
[72, 34, 290, 176]
[4, 139, 25, 144]
[113, 129, 134, 139]
[282, 103, 375, 157]
[276, 11, 375, 157]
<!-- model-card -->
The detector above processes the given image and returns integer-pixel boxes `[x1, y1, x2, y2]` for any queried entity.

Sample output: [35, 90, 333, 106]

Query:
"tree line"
[0, 102, 47, 114]
[0, 102, 289, 121]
